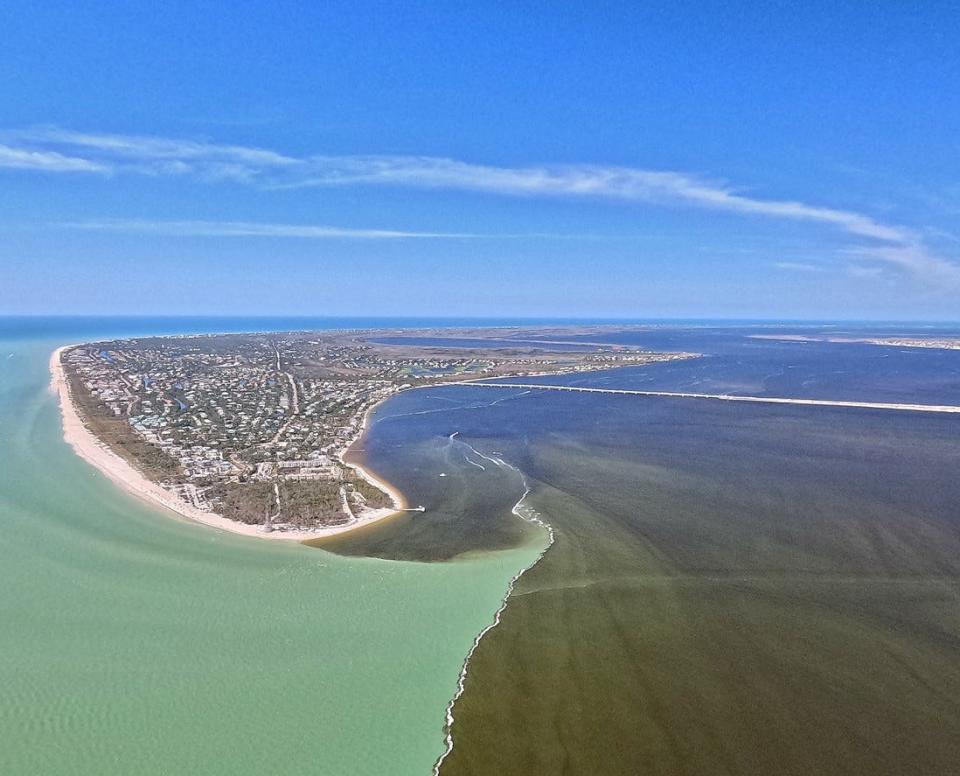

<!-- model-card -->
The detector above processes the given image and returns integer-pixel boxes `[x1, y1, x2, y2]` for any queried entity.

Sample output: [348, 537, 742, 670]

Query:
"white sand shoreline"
[50, 345, 407, 543]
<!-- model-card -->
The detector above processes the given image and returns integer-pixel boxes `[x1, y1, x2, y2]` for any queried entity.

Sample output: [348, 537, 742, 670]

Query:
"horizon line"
[3, 314, 960, 324]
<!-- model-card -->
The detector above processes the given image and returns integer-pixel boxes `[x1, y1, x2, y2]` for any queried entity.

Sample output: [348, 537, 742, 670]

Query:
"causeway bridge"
[449, 381, 960, 415]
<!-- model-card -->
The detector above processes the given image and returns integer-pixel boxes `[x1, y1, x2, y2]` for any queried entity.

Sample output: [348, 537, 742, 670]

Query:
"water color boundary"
[431, 438, 556, 775]
[425, 379, 960, 771]
[52, 341, 960, 773]
[51, 341, 558, 775]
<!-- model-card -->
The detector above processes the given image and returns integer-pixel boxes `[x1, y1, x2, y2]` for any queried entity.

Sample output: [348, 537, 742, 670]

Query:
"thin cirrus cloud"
[0, 143, 107, 172]
[0, 127, 908, 241]
[4, 126, 959, 287]
[58, 219, 482, 240]
[773, 261, 826, 273]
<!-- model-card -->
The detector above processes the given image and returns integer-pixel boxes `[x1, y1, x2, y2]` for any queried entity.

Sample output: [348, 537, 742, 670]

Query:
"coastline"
[50, 338, 577, 772]
[50, 345, 407, 543]
[338, 398, 409, 513]
[51, 340, 557, 772]
[432, 451, 555, 775]
[49, 338, 687, 546]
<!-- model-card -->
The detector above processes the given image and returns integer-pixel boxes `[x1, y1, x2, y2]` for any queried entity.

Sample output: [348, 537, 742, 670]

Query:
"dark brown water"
[329, 329, 960, 776]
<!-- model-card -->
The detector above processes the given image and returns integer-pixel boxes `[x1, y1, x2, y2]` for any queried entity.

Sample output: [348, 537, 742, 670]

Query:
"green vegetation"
[347, 473, 392, 510]
[66, 370, 182, 481]
[279, 480, 350, 527]
[206, 481, 274, 525]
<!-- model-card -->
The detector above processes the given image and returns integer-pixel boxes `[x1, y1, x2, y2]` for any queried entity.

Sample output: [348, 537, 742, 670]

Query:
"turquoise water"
[0, 326, 542, 775]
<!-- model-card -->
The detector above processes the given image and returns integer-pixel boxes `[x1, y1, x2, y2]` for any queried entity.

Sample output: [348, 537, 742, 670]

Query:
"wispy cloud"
[57, 219, 480, 240]
[5, 126, 959, 287]
[843, 244, 960, 287]
[1, 129, 906, 239]
[773, 261, 825, 272]
[1, 127, 294, 181]
[285, 156, 912, 244]
[846, 264, 885, 279]
[0, 143, 107, 172]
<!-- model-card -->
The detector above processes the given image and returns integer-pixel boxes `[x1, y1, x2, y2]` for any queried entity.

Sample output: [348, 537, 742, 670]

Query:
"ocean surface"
[3, 317, 960, 775]
[0, 317, 544, 776]
[332, 324, 960, 775]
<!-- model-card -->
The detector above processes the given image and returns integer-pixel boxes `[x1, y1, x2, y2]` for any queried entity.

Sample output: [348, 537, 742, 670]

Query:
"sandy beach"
[50, 345, 407, 543]
[338, 400, 409, 511]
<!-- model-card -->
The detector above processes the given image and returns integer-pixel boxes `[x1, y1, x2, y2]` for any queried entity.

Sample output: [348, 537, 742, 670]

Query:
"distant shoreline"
[50, 345, 408, 543]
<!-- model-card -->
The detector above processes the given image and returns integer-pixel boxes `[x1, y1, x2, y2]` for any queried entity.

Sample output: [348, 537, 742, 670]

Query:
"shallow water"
[0, 325, 541, 776]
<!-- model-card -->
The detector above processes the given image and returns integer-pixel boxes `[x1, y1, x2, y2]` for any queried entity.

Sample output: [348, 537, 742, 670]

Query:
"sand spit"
[50, 340, 691, 544]
[50, 346, 405, 543]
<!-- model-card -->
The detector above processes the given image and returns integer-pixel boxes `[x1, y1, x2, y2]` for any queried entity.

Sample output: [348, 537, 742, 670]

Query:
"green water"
[0, 336, 540, 775]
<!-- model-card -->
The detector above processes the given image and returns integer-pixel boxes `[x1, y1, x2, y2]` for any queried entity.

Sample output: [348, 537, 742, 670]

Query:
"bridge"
[448, 381, 960, 415]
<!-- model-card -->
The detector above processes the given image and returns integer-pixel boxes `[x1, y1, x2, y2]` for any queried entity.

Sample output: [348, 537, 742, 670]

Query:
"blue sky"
[2, 1, 959, 319]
